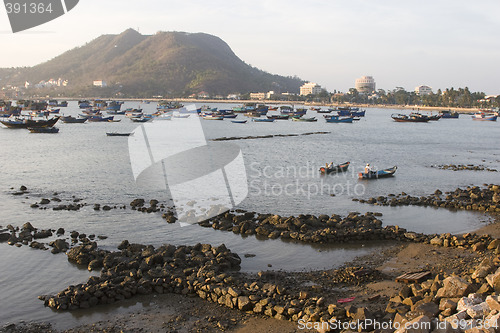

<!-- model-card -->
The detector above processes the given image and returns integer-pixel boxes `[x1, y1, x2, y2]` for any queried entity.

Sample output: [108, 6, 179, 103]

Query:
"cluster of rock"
[432, 164, 497, 172]
[356, 184, 500, 213]
[39, 242, 242, 311]
[380, 258, 500, 333]
[212, 131, 330, 141]
[0, 223, 106, 254]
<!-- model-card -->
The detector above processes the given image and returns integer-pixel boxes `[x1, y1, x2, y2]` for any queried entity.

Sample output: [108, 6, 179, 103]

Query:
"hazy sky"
[1, 0, 499, 94]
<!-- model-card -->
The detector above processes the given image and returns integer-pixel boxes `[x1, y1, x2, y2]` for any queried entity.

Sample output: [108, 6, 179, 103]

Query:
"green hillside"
[1, 29, 304, 98]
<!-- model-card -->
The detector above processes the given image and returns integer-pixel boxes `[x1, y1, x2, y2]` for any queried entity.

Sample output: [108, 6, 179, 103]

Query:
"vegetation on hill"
[0, 29, 304, 98]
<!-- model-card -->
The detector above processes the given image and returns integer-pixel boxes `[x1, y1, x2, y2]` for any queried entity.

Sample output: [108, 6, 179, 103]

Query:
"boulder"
[486, 268, 500, 292]
[436, 276, 474, 298]
[485, 295, 500, 312]
[472, 258, 495, 279]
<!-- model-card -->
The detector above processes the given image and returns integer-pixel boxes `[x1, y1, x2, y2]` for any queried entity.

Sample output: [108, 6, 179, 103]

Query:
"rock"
[436, 276, 474, 298]
[413, 302, 439, 318]
[50, 239, 69, 252]
[39, 198, 50, 205]
[487, 239, 500, 250]
[485, 295, 500, 311]
[430, 237, 443, 246]
[466, 302, 489, 319]
[22, 222, 35, 231]
[56, 228, 65, 235]
[439, 299, 457, 312]
[457, 295, 483, 312]
[472, 258, 495, 279]
[130, 198, 145, 207]
[486, 268, 500, 291]
[33, 230, 52, 239]
[237, 296, 252, 311]
[0, 233, 10, 242]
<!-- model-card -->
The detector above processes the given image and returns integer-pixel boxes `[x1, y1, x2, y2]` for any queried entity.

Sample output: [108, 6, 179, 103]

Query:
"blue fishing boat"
[231, 120, 247, 124]
[252, 118, 275, 122]
[440, 110, 459, 119]
[325, 115, 354, 123]
[358, 166, 397, 179]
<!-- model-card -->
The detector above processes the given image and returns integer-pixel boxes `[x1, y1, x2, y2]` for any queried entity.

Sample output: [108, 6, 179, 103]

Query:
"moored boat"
[324, 115, 354, 123]
[61, 116, 87, 123]
[391, 113, 429, 122]
[358, 166, 397, 179]
[472, 113, 497, 121]
[267, 114, 289, 120]
[440, 110, 459, 119]
[202, 115, 224, 120]
[231, 120, 247, 124]
[292, 116, 317, 122]
[252, 118, 275, 122]
[0, 116, 60, 128]
[319, 161, 350, 174]
[28, 127, 59, 133]
[106, 132, 133, 136]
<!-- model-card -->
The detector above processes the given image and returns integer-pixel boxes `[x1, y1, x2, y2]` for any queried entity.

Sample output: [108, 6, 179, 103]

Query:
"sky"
[1, 0, 499, 94]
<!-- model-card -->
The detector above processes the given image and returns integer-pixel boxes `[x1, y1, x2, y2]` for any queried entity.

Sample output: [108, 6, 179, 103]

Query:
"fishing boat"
[252, 118, 275, 122]
[427, 114, 442, 121]
[173, 114, 190, 119]
[472, 113, 497, 121]
[106, 132, 133, 136]
[61, 116, 87, 123]
[155, 114, 172, 120]
[358, 166, 397, 179]
[292, 116, 317, 122]
[106, 101, 123, 112]
[350, 110, 366, 117]
[267, 114, 289, 120]
[28, 127, 59, 133]
[440, 110, 459, 119]
[222, 113, 238, 119]
[319, 161, 350, 174]
[231, 120, 247, 124]
[87, 115, 114, 122]
[78, 100, 92, 109]
[48, 108, 60, 114]
[324, 115, 354, 123]
[391, 113, 429, 122]
[202, 115, 224, 120]
[0, 116, 60, 128]
[316, 109, 333, 114]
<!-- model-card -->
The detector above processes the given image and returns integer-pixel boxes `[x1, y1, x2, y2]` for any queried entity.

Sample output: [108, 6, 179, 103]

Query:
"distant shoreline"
[40, 98, 483, 113]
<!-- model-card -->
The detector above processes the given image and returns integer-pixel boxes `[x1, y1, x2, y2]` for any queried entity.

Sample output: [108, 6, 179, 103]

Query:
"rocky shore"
[2, 184, 500, 332]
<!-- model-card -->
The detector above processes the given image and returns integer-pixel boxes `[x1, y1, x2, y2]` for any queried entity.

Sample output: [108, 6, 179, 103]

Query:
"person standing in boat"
[328, 162, 334, 169]
[365, 163, 372, 173]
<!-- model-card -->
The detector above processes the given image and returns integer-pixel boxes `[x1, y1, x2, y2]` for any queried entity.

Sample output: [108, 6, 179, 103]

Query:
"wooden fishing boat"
[440, 110, 459, 119]
[28, 127, 59, 133]
[87, 115, 114, 122]
[202, 115, 224, 120]
[231, 120, 247, 124]
[391, 113, 429, 122]
[252, 118, 275, 122]
[427, 114, 442, 121]
[61, 116, 87, 123]
[358, 166, 397, 179]
[319, 161, 350, 174]
[292, 116, 317, 122]
[0, 116, 60, 128]
[325, 115, 353, 123]
[267, 114, 289, 120]
[472, 113, 497, 121]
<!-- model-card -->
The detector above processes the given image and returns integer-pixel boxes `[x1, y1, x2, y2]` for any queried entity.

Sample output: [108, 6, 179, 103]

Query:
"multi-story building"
[415, 85, 433, 95]
[300, 82, 322, 96]
[355, 76, 376, 93]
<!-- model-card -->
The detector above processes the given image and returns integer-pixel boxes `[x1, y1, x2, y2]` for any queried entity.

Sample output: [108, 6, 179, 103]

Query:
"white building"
[355, 76, 376, 93]
[300, 82, 322, 96]
[93, 80, 107, 87]
[250, 92, 266, 100]
[415, 85, 433, 95]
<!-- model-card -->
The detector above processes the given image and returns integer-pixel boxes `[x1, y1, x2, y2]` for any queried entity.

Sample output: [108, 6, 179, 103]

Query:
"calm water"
[0, 102, 498, 328]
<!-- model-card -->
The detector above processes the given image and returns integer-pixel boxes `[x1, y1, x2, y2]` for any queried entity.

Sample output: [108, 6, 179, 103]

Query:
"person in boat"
[328, 162, 334, 169]
[365, 163, 372, 173]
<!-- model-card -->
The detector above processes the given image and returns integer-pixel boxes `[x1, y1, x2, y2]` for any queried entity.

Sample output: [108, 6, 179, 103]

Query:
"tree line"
[304, 87, 498, 109]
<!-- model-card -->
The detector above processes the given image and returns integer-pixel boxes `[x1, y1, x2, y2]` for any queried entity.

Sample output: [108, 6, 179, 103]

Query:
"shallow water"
[0, 101, 498, 327]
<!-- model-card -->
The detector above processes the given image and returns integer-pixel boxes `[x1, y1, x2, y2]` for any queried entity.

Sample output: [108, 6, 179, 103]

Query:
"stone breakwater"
[355, 184, 500, 213]
[431, 164, 498, 172]
[212, 131, 330, 141]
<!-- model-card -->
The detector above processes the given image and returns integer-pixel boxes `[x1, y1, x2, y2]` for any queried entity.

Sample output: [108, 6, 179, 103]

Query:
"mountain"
[1, 29, 305, 97]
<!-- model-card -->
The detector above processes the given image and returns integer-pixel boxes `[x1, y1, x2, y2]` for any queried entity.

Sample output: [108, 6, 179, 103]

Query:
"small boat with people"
[319, 161, 350, 174]
[358, 165, 397, 179]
